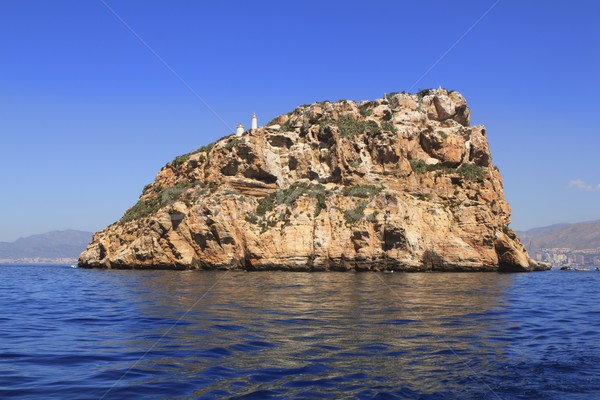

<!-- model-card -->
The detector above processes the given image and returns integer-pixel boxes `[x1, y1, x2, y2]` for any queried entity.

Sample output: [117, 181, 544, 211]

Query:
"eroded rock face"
[79, 89, 548, 272]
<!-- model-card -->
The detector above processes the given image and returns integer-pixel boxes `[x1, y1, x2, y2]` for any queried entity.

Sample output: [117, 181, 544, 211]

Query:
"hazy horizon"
[1, 0, 598, 241]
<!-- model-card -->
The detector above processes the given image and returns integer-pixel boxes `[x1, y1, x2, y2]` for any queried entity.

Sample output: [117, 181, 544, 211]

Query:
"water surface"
[0, 265, 598, 399]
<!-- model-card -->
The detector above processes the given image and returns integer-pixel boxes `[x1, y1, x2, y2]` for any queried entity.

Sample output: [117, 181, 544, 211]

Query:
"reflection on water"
[106, 272, 514, 399]
[1, 266, 599, 399]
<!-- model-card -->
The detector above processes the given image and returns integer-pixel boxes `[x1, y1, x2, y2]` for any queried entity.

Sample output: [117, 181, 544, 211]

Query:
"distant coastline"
[0, 258, 78, 264]
[0, 230, 92, 264]
[517, 220, 600, 267]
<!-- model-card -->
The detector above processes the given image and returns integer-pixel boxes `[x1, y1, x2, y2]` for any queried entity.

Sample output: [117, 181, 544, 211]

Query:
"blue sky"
[0, 0, 598, 241]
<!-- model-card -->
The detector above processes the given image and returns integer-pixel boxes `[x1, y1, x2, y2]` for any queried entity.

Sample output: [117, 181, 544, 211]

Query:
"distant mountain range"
[517, 220, 600, 253]
[0, 230, 93, 263]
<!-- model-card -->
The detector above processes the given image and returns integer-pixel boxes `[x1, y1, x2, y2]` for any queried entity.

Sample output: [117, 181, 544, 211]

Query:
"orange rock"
[79, 89, 548, 272]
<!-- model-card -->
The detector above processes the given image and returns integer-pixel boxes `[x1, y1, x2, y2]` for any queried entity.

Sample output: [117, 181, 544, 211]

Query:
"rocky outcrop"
[79, 89, 548, 272]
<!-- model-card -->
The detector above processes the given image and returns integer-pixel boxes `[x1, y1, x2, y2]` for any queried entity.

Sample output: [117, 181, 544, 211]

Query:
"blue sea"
[0, 264, 599, 399]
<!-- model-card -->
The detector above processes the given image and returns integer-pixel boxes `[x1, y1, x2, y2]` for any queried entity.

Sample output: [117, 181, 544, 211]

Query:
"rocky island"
[79, 89, 548, 272]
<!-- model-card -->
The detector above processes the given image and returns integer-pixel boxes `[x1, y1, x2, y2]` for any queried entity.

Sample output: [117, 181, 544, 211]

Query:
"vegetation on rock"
[323, 116, 380, 139]
[381, 121, 397, 133]
[225, 137, 243, 150]
[80, 88, 545, 272]
[171, 141, 215, 167]
[410, 160, 485, 182]
[457, 163, 485, 182]
[344, 201, 368, 224]
[342, 185, 382, 199]
[120, 181, 193, 224]
[358, 105, 373, 117]
[256, 182, 327, 219]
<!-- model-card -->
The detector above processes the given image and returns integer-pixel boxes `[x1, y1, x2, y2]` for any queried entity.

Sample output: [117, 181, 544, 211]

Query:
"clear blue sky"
[1, 0, 598, 241]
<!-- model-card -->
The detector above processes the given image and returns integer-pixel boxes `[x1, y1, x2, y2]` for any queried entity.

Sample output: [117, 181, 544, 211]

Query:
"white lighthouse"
[235, 123, 244, 136]
[251, 112, 258, 130]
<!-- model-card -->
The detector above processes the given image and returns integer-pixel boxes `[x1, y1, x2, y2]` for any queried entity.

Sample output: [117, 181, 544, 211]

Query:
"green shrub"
[417, 88, 432, 98]
[120, 181, 193, 224]
[172, 154, 190, 166]
[256, 193, 276, 216]
[343, 185, 382, 199]
[365, 120, 381, 135]
[416, 193, 432, 201]
[245, 213, 258, 225]
[359, 106, 373, 117]
[281, 182, 326, 213]
[120, 197, 161, 224]
[381, 121, 397, 133]
[170, 141, 215, 168]
[328, 116, 380, 139]
[225, 137, 243, 149]
[283, 182, 311, 205]
[197, 142, 215, 154]
[255, 182, 327, 218]
[410, 160, 455, 175]
[161, 182, 190, 204]
[412, 160, 487, 181]
[344, 201, 368, 224]
[314, 190, 326, 217]
[458, 163, 485, 181]
[335, 116, 363, 138]
[366, 211, 379, 223]
[437, 130, 448, 139]
[409, 159, 430, 174]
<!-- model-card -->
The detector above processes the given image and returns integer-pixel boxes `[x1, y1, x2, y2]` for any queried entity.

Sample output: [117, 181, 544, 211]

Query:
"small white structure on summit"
[251, 112, 258, 130]
[235, 114, 258, 137]
[235, 123, 244, 136]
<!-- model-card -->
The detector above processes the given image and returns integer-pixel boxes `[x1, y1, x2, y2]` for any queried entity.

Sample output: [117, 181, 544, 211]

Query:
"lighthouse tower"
[251, 113, 258, 130]
[235, 123, 244, 136]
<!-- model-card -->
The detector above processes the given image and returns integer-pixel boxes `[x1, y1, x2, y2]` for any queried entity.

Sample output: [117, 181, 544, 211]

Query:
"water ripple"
[0, 265, 599, 399]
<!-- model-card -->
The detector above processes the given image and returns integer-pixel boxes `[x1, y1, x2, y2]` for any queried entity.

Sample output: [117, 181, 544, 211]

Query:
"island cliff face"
[79, 89, 547, 272]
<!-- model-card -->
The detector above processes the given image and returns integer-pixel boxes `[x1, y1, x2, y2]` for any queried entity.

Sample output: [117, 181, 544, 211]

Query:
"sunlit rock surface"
[79, 89, 548, 272]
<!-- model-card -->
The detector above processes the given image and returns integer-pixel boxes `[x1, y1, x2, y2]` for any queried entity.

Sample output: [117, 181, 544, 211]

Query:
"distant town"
[533, 248, 600, 267]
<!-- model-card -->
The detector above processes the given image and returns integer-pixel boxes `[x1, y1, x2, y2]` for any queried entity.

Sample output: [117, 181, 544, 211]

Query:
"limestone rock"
[79, 88, 548, 272]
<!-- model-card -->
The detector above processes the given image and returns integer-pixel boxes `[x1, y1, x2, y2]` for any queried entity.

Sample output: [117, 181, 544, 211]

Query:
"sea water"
[0, 264, 598, 399]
